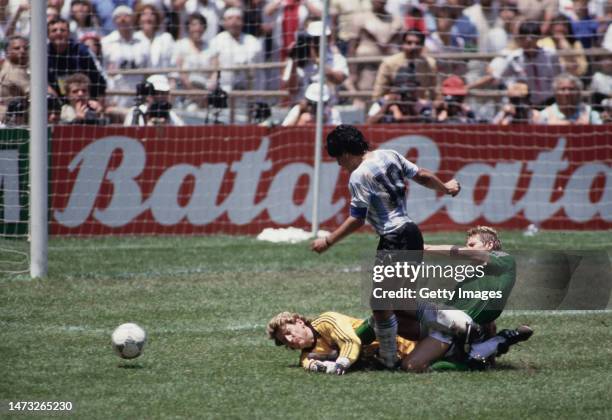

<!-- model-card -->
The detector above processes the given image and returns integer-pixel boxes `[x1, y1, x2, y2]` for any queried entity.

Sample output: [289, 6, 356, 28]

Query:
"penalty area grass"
[0, 231, 610, 418]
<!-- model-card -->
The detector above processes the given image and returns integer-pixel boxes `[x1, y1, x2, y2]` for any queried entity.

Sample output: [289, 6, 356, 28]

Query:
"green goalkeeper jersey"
[445, 251, 516, 324]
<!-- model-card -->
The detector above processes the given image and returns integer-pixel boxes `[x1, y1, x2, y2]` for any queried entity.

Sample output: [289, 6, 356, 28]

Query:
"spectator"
[445, 0, 479, 51]
[516, 0, 558, 35]
[434, 75, 476, 123]
[134, 3, 175, 70]
[329, 0, 364, 56]
[47, 5, 60, 23]
[209, 7, 265, 92]
[367, 80, 433, 124]
[468, 21, 562, 107]
[384, 0, 412, 26]
[404, 1, 437, 34]
[264, 0, 321, 63]
[101, 6, 150, 108]
[60, 73, 107, 124]
[604, 18, 612, 51]
[464, 0, 499, 53]
[48, 17, 107, 99]
[0, 35, 28, 122]
[536, 73, 602, 124]
[185, 0, 225, 43]
[485, 1, 520, 53]
[0, 1, 8, 46]
[243, 0, 267, 39]
[69, 0, 101, 40]
[538, 14, 587, 77]
[372, 29, 437, 102]
[91, 0, 136, 35]
[173, 13, 213, 92]
[124, 74, 185, 126]
[349, 0, 403, 92]
[5, 0, 30, 37]
[492, 81, 539, 124]
[425, 5, 471, 78]
[571, 0, 599, 49]
[464, 1, 520, 121]
[80, 32, 103, 65]
[281, 82, 341, 126]
[282, 21, 348, 104]
[591, 56, 612, 105]
[165, 0, 190, 40]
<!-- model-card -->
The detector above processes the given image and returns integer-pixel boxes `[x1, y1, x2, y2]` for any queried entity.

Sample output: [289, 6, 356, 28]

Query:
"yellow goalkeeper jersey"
[299, 312, 417, 371]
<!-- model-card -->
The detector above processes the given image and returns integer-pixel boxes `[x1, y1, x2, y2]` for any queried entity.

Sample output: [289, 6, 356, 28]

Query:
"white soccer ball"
[111, 323, 146, 359]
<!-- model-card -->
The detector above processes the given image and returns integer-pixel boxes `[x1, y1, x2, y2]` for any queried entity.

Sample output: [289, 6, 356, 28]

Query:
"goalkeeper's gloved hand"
[308, 360, 336, 373]
[334, 357, 351, 375]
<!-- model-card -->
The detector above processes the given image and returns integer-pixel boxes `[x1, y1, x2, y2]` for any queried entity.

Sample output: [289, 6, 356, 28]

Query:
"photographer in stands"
[435, 76, 476, 124]
[124, 75, 185, 126]
[367, 80, 433, 124]
[492, 82, 539, 125]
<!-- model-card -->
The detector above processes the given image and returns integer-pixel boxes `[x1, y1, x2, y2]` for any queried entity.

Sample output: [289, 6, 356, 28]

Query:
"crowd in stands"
[1, 0, 611, 126]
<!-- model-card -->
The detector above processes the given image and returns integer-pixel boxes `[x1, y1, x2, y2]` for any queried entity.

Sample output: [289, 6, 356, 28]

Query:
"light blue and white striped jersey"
[348, 149, 419, 235]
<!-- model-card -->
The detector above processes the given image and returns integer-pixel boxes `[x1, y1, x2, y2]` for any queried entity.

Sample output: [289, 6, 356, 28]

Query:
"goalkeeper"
[310, 124, 461, 369]
[266, 311, 532, 374]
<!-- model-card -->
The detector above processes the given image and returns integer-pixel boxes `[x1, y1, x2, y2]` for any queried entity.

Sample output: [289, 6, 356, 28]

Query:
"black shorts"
[377, 222, 424, 251]
[371, 222, 424, 311]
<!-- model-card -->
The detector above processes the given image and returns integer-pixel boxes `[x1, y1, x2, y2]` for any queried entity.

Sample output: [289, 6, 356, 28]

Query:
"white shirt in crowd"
[172, 38, 214, 87]
[134, 30, 176, 69]
[488, 48, 561, 105]
[296, 47, 349, 104]
[101, 31, 151, 108]
[590, 72, 612, 97]
[264, 0, 322, 56]
[536, 103, 602, 125]
[186, 0, 226, 43]
[209, 31, 264, 91]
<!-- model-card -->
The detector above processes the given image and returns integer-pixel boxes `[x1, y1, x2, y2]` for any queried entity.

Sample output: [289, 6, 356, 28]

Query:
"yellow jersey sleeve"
[310, 312, 362, 367]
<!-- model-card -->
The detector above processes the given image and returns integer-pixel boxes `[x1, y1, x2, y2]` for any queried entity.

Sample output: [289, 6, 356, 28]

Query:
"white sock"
[374, 315, 398, 368]
[469, 336, 506, 360]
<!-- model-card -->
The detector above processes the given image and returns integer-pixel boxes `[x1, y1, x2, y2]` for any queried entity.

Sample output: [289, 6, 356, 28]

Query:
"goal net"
[0, 1, 611, 276]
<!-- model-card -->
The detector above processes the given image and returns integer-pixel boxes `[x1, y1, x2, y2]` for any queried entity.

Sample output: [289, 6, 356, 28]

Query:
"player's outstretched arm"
[311, 216, 365, 254]
[413, 168, 461, 197]
[425, 244, 490, 264]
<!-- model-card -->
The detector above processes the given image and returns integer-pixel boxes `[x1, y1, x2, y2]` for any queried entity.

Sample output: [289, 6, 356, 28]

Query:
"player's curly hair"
[266, 312, 309, 346]
[467, 226, 502, 251]
[326, 124, 369, 158]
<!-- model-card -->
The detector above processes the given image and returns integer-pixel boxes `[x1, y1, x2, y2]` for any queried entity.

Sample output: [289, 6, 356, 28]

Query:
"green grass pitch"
[1, 231, 611, 419]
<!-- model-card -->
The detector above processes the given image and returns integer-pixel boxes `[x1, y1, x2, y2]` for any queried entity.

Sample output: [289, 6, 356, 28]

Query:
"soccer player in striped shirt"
[311, 125, 461, 369]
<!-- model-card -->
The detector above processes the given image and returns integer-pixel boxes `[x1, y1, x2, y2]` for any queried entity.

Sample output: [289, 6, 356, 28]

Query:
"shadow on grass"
[117, 363, 145, 369]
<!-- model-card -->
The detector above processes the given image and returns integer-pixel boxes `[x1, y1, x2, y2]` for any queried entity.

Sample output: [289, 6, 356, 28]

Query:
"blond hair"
[266, 312, 309, 346]
[466, 225, 502, 250]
